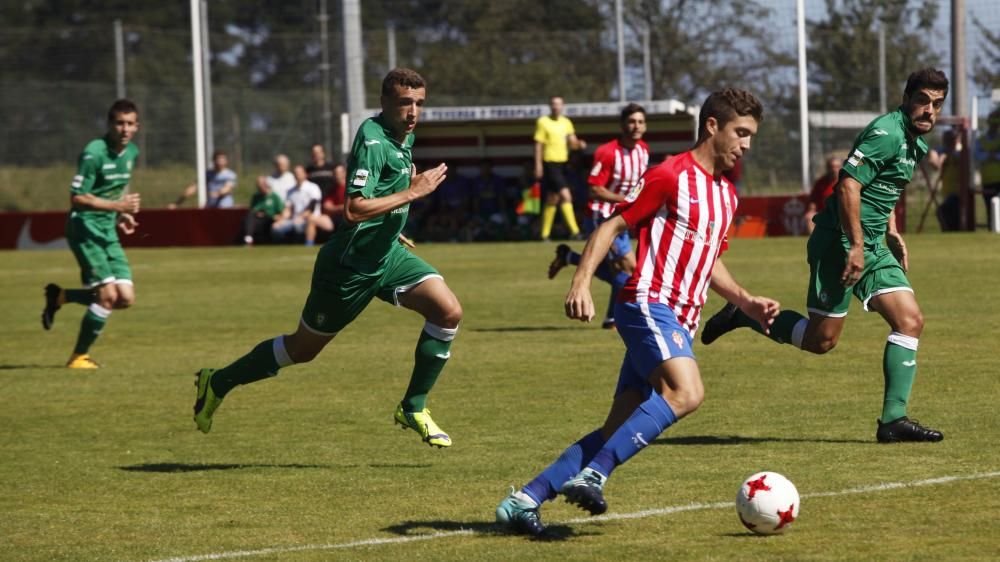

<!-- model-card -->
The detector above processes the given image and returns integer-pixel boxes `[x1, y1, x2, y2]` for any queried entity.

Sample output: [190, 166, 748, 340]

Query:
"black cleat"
[547, 244, 572, 279]
[560, 468, 608, 515]
[41, 283, 62, 330]
[876, 417, 944, 443]
[700, 302, 740, 345]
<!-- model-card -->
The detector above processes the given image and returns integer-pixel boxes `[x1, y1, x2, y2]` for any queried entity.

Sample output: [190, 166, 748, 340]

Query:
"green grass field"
[1, 236, 999, 561]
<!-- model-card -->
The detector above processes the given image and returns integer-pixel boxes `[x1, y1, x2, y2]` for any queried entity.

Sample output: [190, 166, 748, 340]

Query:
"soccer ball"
[735, 471, 800, 535]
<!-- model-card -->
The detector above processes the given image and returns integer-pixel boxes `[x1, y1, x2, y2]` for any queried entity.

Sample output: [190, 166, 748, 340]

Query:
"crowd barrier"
[1, 195, 831, 250]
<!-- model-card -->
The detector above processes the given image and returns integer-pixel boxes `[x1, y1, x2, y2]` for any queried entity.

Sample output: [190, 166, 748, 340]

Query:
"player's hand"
[409, 163, 447, 199]
[398, 233, 415, 248]
[534, 165, 543, 180]
[117, 213, 139, 235]
[739, 296, 781, 335]
[841, 246, 864, 287]
[565, 285, 595, 323]
[118, 193, 141, 214]
[886, 231, 908, 272]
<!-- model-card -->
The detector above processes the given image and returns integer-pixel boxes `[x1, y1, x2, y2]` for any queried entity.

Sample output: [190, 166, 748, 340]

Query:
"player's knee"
[665, 386, 704, 417]
[440, 301, 463, 328]
[805, 335, 838, 355]
[895, 311, 924, 337]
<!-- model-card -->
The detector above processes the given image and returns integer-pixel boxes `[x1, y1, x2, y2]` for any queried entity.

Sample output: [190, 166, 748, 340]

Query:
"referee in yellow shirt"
[534, 96, 586, 240]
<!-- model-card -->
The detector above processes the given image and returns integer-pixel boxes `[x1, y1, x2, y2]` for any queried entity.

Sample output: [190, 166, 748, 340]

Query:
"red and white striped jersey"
[618, 151, 738, 337]
[588, 139, 650, 218]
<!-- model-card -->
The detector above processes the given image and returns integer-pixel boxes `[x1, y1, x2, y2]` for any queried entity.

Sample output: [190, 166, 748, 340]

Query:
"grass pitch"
[1, 234, 998, 561]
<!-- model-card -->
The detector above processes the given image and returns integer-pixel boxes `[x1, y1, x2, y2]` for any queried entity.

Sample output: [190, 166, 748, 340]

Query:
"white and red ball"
[735, 471, 800, 535]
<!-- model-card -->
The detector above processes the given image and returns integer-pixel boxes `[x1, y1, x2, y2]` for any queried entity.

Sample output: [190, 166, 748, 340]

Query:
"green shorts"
[806, 226, 911, 317]
[67, 219, 132, 288]
[300, 243, 441, 335]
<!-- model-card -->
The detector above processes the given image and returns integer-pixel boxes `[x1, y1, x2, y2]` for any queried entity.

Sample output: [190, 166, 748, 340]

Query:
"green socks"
[73, 304, 110, 354]
[401, 323, 458, 412]
[734, 309, 808, 347]
[881, 332, 919, 423]
[64, 288, 95, 305]
[210, 336, 293, 397]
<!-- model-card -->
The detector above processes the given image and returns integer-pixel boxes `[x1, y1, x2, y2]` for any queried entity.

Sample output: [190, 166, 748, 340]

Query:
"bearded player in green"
[41, 99, 142, 369]
[701, 68, 949, 443]
[193, 69, 460, 447]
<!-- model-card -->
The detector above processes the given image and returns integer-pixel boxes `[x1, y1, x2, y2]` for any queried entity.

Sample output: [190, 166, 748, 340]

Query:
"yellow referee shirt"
[534, 115, 575, 163]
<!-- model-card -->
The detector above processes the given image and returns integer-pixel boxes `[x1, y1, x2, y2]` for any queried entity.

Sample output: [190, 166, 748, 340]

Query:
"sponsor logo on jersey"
[352, 169, 369, 187]
[365, 139, 380, 145]
[902, 360, 916, 367]
[103, 163, 117, 170]
[873, 129, 889, 136]
[395, 151, 404, 159]
[625, 178, 645, 202]
[391, 204, 410, 214]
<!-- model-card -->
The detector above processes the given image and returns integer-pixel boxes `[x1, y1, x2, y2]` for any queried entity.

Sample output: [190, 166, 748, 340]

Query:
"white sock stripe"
[423, 322, 458, 341]
[791, 318, 808, 349]
[888, 331, 919, 351]
[273, 336, 294, 367]
[87, 303, 112, 318]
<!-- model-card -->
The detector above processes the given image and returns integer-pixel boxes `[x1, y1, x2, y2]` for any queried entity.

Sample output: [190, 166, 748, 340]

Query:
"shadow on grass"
[382, 520, 588, 542]
[0, 364, 63, 371]
[654, 435, 870, 446]
[118, 462, 337, 473]
[471, 326, 581, 333]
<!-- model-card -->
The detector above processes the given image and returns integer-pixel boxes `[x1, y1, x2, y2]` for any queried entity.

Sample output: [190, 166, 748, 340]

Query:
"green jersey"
[250, 190, 284, 218]
[331, 115, 415, 274]
[69, 136, 140, 238]
[815, 107, 928, 242]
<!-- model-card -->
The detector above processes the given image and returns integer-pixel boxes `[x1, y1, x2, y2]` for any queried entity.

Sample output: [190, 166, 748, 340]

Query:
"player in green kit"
[193, 68, 460, 448]
[701, 68, 949, 443]
[41, 99, 142, 369]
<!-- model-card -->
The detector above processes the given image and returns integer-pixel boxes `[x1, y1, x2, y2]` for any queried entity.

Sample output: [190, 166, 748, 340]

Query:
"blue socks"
[523, 429, 604, 505]
[567, 250, 581, 266]
[587, 393, 677, 478]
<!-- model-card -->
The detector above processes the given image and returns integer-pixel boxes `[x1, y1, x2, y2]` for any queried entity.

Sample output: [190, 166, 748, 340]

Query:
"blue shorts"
[613, 301, 695, 398]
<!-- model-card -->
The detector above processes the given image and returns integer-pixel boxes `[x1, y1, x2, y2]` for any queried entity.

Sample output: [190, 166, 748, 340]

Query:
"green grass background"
[1, 235, 998, 561]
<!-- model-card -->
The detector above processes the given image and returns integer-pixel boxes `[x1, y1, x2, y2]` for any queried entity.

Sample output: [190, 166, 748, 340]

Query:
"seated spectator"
[272, 165, 322, 244]
[306, 163, 346, 246]
[804, 155, 842, 234]
[306, 144, 337, 198]
[465, 160, 512, 241]
[260, 154, 295, 201]
[242, 176, 285, 246]
[169, 150, 237, 209]
[931, 129, 962, 232]
[422, 174, 470, 241]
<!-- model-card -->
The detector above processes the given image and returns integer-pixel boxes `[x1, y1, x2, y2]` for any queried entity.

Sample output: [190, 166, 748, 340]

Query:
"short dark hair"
[381, 68, 426, 97]
[697, 88, 763, 142]
[620, 103, 646, 123]
[211, 149, 227, 160]
[107, 99, 138, 122]
[904, 68, 949, 98]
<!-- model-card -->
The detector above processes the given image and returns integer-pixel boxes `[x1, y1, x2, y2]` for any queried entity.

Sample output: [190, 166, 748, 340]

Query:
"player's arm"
[344, 163, 448, 223]
[69, 153, 141, 213]
[836, 175, 864, 286]
[588, 183, 626, 204]
[533, 142, 544, 180]
[566, 214, 629, 322]
[709, 259, 780, 334]
[885, 209, 908, 272]
[587, 147, 624, 204]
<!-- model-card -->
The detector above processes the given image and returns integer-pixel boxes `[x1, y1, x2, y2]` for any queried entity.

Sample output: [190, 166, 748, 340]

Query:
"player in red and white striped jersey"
[548, 103, 649, 329]
[497, 89, 781, 535]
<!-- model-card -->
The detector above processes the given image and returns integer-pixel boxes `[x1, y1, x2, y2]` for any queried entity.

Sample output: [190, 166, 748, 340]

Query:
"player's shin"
[210, 336, 292, 397]
[73, 304, 111, 354]
[522, 429, 604, 504]
[736, 309, 808, 347]
[587, 393, 677, 478]
[401, 322, 457, 412]
[64, 288, 94, 305]
[881, 332, 918, 423]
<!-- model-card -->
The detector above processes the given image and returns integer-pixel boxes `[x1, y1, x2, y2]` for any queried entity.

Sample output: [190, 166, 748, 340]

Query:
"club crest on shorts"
[315, 313, 326, 327]
[672, 330, 684, 349]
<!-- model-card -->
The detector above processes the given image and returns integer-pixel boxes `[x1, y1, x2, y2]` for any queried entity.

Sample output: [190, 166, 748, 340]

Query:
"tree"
[806, 0, 941, 112]
[973, 16, 1000, 94]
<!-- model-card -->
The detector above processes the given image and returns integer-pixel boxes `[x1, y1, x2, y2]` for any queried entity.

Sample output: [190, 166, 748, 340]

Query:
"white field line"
[149, 470, 1000, 562]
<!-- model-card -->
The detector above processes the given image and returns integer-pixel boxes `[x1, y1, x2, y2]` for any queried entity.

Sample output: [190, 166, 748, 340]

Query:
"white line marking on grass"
[149, 470, 1000, 562]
